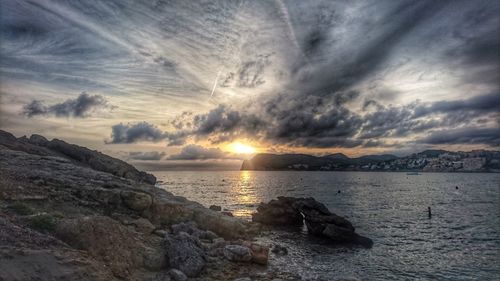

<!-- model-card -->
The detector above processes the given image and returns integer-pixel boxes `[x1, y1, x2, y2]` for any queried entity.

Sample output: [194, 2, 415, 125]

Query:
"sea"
[154, 171, 500, 280]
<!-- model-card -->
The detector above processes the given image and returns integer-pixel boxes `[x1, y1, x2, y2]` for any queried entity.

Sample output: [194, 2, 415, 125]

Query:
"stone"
[271, 244, 288, 255]
[121, 190, 152, 211]
[204, 230, 218, 241]
[164, 232, 206, 277]
[153, 229, 168, 237]
[168, 269, 188, 281]
[242, 241, 269, 265]
[252, 197, 303, 225]
[252, 196, 373, 248]
[221, 211, 234, 217]
[191, 209, 247, 239]
[212, 237, 226, 248]
[209, 205, 222, 211]
[55, 216, 141, 278]
[28, 134, 49, 146]
[223, 245, 252, 262]
[142, 246, 166, 270]
[171, 221, 203, 237]
[171, 221, 219, 241]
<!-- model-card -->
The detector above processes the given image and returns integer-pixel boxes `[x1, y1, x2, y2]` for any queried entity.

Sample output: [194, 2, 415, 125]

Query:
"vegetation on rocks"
[28, 213, 58, 233]
[8, 202, 34, 215]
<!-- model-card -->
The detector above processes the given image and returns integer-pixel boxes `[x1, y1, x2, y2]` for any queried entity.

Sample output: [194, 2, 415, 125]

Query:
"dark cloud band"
[22, 92, 112, 118]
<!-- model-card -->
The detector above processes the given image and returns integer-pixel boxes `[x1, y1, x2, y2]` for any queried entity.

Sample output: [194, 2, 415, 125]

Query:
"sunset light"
[1, 0, 498, 279]
[230, 142, 256, 155]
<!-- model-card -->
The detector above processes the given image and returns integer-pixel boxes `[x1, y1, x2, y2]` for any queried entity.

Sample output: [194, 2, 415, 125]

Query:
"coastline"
[2, 130, 363, 280]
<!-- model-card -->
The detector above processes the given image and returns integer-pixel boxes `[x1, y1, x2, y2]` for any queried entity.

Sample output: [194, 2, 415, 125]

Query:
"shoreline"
[0, 130, 324, 280]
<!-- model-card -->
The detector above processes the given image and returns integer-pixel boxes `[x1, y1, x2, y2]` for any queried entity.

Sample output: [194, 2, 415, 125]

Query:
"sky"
[1, 0, 499, 170]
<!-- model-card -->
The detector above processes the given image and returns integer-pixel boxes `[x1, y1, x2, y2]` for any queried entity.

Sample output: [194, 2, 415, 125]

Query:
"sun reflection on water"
[231, 170, 258, 218]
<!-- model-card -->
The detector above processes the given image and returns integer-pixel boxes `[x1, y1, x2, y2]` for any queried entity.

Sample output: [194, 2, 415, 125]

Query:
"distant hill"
[241, 150, 500, 172]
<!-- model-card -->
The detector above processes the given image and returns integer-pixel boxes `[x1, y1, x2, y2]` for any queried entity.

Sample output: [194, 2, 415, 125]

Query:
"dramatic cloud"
[22, 93, 111, 118]
[159, 92, 500, 148]
[360, 93, 500, 139]
[107, 122, 166, 144]
[419, 127, 500, 147]
[2, 0, 500, 156]
[168, 144, 228, 160]
[128, 151, 166, 161]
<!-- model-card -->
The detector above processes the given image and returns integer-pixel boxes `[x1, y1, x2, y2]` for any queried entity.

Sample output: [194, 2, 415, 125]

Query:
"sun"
[230, 142, 256, 154]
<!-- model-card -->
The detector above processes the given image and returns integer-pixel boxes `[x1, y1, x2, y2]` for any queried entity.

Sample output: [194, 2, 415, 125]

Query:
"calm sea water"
[154, 171, 500, 280]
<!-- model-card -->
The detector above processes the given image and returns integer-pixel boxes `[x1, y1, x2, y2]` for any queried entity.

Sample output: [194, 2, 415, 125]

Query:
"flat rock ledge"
[252, 196, 373, 248]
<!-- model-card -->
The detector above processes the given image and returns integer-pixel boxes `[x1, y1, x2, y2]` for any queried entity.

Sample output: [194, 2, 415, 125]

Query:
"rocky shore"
[0, 130, 371, 281]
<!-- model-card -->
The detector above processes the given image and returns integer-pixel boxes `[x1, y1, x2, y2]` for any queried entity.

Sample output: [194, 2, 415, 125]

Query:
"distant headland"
[241, 150, 500, 172]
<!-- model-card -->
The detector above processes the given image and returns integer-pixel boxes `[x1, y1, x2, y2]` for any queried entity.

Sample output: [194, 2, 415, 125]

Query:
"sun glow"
[230, 142, 256, 154]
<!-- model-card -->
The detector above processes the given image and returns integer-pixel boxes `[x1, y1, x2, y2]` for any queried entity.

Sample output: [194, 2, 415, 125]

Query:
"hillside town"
[354, 150, 500, 172]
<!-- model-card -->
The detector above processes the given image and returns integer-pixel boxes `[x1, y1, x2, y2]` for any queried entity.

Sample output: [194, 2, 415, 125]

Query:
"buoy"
[455, 186, 458, 189]
[428, 207, 432, 218]
[338, 190, 341, 194]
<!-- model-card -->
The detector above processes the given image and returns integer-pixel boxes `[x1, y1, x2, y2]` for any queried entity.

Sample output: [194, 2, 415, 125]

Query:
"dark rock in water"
[252, 197, 303, 226]
[252, 196, 373, 248]
[221, 211, 234, 217]
[209, 205, 222, 211]
[164, 232, 206, 277]
[271, 244, 288, 255]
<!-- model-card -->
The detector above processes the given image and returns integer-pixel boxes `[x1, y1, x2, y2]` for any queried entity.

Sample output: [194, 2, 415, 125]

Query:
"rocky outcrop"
[253, 197, 373, 248]
[0, 130, 262, 280]
[0, 130, 156, 184]
[0, 130, 372, 280]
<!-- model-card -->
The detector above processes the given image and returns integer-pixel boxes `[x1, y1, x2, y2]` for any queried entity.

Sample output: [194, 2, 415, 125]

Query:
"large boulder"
[223, 245, 252, 262]
[253, 197, 373, 248]
[252, 197, 303, 225]
[164, 232, 206, 277]
[29, 134, 49, 146]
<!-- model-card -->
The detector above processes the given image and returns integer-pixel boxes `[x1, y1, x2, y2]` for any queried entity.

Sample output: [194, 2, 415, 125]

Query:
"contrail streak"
[275, 0, 310, 66]
[275, 0, 300, 51]
[210, 70, 222, 98]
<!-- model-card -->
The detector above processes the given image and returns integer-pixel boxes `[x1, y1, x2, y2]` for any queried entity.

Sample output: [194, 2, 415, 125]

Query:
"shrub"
[29, 214, 57, 233]
[8, 202, 34, 216]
